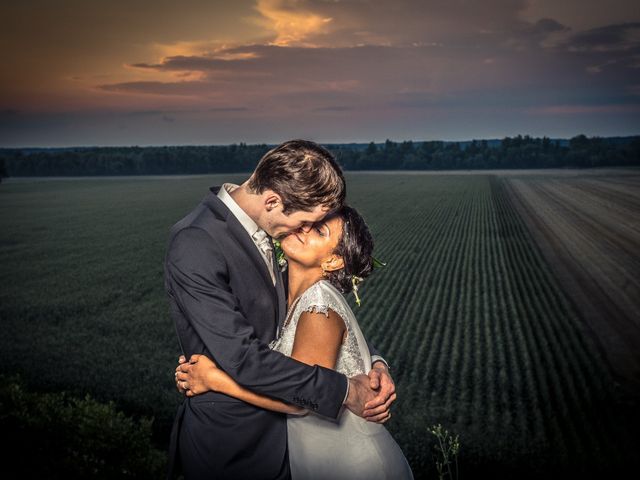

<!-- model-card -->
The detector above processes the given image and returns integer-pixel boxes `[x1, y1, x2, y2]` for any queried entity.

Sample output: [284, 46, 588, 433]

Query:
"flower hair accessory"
[372, 257, 387, 269]
[351, 275, 364, 306]
[351, 256, 386, 306]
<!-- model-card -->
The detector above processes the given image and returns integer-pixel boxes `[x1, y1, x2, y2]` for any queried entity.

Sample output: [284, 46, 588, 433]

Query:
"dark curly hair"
[324, 205, 375, 294]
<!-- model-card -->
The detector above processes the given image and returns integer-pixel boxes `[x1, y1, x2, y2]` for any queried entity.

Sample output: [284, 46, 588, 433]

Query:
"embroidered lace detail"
[269, 280, 367, 377]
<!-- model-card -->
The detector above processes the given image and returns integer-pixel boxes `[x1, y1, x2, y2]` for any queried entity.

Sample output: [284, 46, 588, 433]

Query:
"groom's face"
[263, 204, 328, 240]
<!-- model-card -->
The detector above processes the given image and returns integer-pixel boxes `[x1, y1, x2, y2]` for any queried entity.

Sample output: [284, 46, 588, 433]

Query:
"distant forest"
[1, 134, 639, 177]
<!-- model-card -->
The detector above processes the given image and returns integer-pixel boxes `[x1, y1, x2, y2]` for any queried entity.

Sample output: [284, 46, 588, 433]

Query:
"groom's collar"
[202, 186, 228, 221]
[216, 183, 262, 239]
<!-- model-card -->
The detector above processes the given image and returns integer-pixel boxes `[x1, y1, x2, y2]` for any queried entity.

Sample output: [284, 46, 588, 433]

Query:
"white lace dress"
[269, 280, 414, 480]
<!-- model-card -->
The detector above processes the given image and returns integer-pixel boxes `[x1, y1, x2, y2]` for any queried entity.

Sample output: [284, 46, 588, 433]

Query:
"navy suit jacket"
[165, 187, 350, 479]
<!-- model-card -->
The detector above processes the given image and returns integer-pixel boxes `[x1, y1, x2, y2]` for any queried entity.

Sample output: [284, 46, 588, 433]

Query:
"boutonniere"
[272, 239, 288, 271]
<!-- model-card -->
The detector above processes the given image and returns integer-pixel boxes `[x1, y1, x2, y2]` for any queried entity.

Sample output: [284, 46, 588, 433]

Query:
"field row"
[505, 174, 640, 389]
[345, 174, 633, 475]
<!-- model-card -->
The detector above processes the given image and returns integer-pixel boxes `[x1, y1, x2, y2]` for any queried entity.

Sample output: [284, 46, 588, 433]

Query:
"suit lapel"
[273, 248, 287, 335]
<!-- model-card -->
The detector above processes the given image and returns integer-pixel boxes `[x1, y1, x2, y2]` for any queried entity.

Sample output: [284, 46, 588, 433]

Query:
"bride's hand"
[175, 354, 233, 397]
[175, 355, 188, 393]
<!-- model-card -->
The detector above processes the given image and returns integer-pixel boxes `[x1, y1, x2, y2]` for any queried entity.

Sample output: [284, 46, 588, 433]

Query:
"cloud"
[254, 0, 333, 46]
[98, 80, 219, 97]
[530, 17, 570, 35]
[313, 106, 355, 112]
[256, 0, 533, 47]
[526, 104, 640, 115]
[208, 107, 249, 112]
[5, 0, 640, 145]
[561, 22, 640, 52]
[100, 32, 638, 110]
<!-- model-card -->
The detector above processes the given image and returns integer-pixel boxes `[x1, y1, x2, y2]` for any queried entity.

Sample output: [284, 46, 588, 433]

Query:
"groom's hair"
[248, 140, 345, 214]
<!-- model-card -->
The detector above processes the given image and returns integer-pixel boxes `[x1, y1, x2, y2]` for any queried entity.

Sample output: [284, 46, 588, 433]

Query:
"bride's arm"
[289, 309, 346, 368]
[176, 354, 305, 415]
[176, 309, 346, 414]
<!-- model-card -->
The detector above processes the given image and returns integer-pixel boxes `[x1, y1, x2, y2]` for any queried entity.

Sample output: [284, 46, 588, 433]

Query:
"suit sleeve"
[165, 227, 348, 419]
[366, 339, 389, 369]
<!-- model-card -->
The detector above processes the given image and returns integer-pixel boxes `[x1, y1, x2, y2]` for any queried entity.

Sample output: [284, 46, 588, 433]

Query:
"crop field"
[1, 170, 638, 478]
[505, 173, 640, 388]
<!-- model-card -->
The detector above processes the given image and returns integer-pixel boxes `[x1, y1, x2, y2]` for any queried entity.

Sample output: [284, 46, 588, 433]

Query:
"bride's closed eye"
[312, 222, 329, 236]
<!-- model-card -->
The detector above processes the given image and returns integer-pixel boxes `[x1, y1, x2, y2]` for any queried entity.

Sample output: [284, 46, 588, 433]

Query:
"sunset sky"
[1, 0, 639, 146]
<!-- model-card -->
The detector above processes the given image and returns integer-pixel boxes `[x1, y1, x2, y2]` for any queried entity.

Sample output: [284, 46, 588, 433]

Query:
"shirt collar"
[217, 183, 262, 238]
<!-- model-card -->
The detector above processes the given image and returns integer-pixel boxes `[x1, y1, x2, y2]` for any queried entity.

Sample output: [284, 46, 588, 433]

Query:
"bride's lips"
[294, 232, 304, 244]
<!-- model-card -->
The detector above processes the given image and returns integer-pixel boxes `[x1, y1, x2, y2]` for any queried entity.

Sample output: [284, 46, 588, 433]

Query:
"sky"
[1, 0, 639, 147]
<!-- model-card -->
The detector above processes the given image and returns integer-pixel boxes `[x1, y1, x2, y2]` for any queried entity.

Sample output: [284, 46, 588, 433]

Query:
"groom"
[166, 140, 396, 479]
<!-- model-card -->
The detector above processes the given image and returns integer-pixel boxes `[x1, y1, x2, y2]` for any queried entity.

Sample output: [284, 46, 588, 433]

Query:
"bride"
[175, 205, 413, 479]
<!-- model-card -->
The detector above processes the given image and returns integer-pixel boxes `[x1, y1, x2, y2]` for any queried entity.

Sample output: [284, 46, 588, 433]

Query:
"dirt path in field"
[503, 173, 640, 396]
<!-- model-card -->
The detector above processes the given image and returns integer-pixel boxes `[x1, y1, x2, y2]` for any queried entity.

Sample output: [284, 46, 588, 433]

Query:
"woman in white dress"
[177, 205, 413, 479]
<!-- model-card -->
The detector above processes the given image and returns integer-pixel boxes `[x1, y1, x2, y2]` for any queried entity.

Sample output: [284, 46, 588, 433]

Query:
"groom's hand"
[362, 362, 396, 423]
[344, 374, 377, 417]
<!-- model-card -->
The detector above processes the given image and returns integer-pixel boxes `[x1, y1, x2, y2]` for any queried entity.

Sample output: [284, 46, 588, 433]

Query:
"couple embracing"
[166, 140, 413, 479]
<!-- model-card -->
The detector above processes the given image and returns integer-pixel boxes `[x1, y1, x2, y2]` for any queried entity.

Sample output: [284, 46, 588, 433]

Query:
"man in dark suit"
[166, 140, 396, 479]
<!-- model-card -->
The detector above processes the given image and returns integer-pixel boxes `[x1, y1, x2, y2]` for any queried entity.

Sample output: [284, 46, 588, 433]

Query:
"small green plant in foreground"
[429, 423, 460, 480]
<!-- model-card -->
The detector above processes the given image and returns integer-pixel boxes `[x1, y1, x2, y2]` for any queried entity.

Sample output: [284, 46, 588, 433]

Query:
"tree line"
[1, 134, 638, 178]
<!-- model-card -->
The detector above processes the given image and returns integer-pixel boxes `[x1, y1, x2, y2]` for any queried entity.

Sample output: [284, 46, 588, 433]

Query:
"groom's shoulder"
[168, 190, 228, 242]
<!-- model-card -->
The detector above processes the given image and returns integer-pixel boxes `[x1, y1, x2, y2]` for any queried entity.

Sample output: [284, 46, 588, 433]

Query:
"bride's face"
[280, 214, 344, 271]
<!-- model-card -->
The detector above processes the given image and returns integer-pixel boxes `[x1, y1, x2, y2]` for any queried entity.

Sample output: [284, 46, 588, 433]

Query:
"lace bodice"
[269, 280, 370, 377]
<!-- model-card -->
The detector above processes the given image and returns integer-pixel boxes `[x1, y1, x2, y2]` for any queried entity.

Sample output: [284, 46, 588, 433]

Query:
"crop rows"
[346, 173, 633, 477]
[0, 173, 636, 479]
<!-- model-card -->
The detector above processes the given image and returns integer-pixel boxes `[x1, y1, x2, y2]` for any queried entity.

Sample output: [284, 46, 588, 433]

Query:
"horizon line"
[2, 133, 639, 150]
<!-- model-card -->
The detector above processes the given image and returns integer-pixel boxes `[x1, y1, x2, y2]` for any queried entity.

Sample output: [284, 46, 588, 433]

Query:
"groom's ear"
[322, 255, 344, 272]
[263, 190, 282, 212]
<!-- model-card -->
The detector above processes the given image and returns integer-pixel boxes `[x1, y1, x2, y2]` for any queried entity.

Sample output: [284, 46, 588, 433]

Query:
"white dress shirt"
[217, 183, 276, 285]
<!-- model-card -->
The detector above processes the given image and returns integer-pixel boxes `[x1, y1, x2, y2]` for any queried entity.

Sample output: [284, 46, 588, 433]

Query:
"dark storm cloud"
[101, 28, 639, 112]
[560, 22, 640, 52]
[529, 18, 570, 34]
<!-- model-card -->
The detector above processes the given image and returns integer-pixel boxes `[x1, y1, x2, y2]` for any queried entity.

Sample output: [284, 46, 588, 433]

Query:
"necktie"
[252, 230, 275, 284]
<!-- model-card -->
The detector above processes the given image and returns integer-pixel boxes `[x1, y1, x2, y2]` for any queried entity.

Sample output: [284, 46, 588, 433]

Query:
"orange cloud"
[254, 0, 333, 46]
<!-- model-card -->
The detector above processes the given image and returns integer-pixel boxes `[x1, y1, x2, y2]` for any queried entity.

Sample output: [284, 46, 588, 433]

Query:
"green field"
[0, 173, 637, 478]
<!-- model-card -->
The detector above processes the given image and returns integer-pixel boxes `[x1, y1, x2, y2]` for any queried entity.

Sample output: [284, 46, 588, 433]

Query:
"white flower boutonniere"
[273, 239, 288, 271]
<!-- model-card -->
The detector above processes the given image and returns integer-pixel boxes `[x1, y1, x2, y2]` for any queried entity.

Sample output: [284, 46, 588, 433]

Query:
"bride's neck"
[287, 262, 324, 306]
